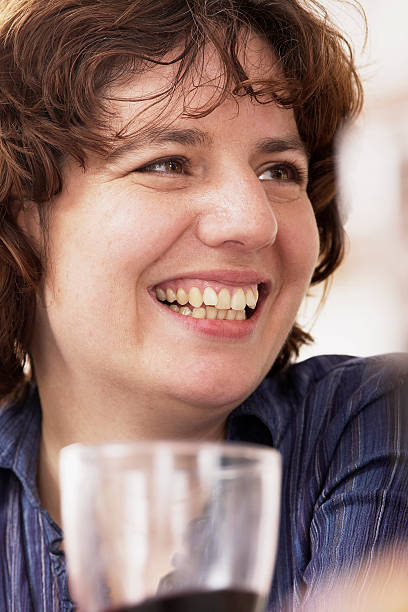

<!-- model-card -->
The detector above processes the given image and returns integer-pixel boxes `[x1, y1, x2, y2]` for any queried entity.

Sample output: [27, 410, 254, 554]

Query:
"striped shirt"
[0, 354, 407, 611]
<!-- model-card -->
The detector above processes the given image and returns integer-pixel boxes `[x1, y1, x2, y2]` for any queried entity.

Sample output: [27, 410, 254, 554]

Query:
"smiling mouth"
[153, 282, 261, 321]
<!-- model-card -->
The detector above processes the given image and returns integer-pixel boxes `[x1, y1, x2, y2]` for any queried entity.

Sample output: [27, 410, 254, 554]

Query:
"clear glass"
[59, 440, 281, 612]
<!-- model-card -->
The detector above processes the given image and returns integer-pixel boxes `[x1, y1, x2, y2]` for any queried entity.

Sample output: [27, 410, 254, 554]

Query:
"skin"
[296, 549, 408, 611]
[19, 36, 319, 524]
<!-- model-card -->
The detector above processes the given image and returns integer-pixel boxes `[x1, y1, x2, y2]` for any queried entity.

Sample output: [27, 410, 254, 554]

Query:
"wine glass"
[59, 440, 281, 612]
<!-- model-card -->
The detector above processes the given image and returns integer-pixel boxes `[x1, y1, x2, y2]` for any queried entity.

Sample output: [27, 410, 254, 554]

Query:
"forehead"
[105, 32, 286, 140]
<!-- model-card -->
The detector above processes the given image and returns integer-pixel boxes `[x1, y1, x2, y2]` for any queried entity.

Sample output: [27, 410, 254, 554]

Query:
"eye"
[135, 157, 187, 175]
[258, 164, 300, 183]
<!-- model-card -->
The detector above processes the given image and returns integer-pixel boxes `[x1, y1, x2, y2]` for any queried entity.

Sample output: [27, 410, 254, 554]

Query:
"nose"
[195, 171, 278, 252]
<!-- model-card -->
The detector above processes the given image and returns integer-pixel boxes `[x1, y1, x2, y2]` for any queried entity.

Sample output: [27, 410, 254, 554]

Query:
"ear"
[12, 199, 42, 251]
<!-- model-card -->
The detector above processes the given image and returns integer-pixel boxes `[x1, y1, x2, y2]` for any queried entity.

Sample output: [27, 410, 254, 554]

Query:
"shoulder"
[270, 352, 406, 401]
[243, 354, 408, 448]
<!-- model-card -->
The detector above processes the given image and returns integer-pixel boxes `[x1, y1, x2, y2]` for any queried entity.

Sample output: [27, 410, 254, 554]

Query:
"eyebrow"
[254, 136, 309, 160]
[108, 126, 308, 162]
[109, 127, 213, 162]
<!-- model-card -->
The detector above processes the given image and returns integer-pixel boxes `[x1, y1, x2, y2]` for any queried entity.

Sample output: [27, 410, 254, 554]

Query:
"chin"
[153, 346, 277, 412]
[168, 366, 266, 411]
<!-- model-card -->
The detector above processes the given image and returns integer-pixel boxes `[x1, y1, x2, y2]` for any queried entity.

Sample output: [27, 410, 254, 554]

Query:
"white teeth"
[226, 309, 236, 320]
[231, 288, 246, 310]
[179, 306, 192, 316]
[192, 307, 206, 319]
[189, 287, 203, 308]
[216, 309, 227, 320]
[156, 283, 260, 310]
[166, 288, 177, 303]
[156, 287, 167, 301]
[206, 306, 217, 319]
[246, 288, 257, 309]
[169, 304, 180, 312]
[216, 288, 231, 309]
[176, 287, 189, 306]
[203, 287, 218, 306]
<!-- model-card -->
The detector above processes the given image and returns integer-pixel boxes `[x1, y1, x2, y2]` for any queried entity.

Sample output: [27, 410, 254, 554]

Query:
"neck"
[35, 370, 233, 526]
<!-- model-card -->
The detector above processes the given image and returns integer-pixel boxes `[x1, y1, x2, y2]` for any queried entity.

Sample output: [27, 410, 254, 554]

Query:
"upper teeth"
[155, 285, 259, 310]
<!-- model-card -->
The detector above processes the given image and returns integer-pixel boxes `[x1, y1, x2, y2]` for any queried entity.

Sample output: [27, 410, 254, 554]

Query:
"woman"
[0, 0, 407, 610]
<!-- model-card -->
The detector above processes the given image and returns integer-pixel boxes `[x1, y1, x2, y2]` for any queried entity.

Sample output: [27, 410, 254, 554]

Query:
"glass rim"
[60, 439, 280, 468]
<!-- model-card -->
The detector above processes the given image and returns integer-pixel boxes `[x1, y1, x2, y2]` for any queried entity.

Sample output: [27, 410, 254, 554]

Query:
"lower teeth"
[167, 304, 246, 320]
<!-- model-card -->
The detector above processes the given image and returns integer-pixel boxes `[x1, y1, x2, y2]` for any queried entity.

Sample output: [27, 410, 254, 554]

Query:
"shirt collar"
[0, 384, 42, 507]
[226, 371, 295, 449]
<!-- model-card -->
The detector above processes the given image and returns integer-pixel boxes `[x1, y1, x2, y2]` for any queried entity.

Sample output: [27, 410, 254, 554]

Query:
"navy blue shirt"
[1, 354, 408, 611]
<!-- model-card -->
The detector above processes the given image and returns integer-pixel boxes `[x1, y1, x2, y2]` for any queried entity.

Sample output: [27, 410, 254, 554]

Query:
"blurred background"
[299, 0, 408, 360]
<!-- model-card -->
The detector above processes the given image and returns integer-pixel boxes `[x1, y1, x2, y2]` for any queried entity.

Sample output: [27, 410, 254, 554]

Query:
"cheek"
[97, 201, 189, 282]
[277, 199, 320, 284]
[47, 188, 188, 295]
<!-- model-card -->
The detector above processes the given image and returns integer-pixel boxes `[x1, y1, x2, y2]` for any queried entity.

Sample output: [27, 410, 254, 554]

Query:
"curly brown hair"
[0, 0, 364, 400]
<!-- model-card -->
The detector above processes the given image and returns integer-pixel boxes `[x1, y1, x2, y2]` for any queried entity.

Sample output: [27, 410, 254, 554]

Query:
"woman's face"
[32, 36, 319, 413]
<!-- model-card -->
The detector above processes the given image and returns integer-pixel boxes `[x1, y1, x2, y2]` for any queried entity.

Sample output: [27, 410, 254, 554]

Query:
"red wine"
[109, 588, 264, 612]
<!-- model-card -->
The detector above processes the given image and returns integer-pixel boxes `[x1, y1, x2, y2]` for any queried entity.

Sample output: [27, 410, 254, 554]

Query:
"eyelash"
[134, 156, 307, 184]
[135, 157, 189, 175]
[258, 163, 307, 185]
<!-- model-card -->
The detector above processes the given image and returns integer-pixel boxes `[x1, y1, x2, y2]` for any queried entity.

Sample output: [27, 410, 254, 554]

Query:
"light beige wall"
[299, 0, 408, 360]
